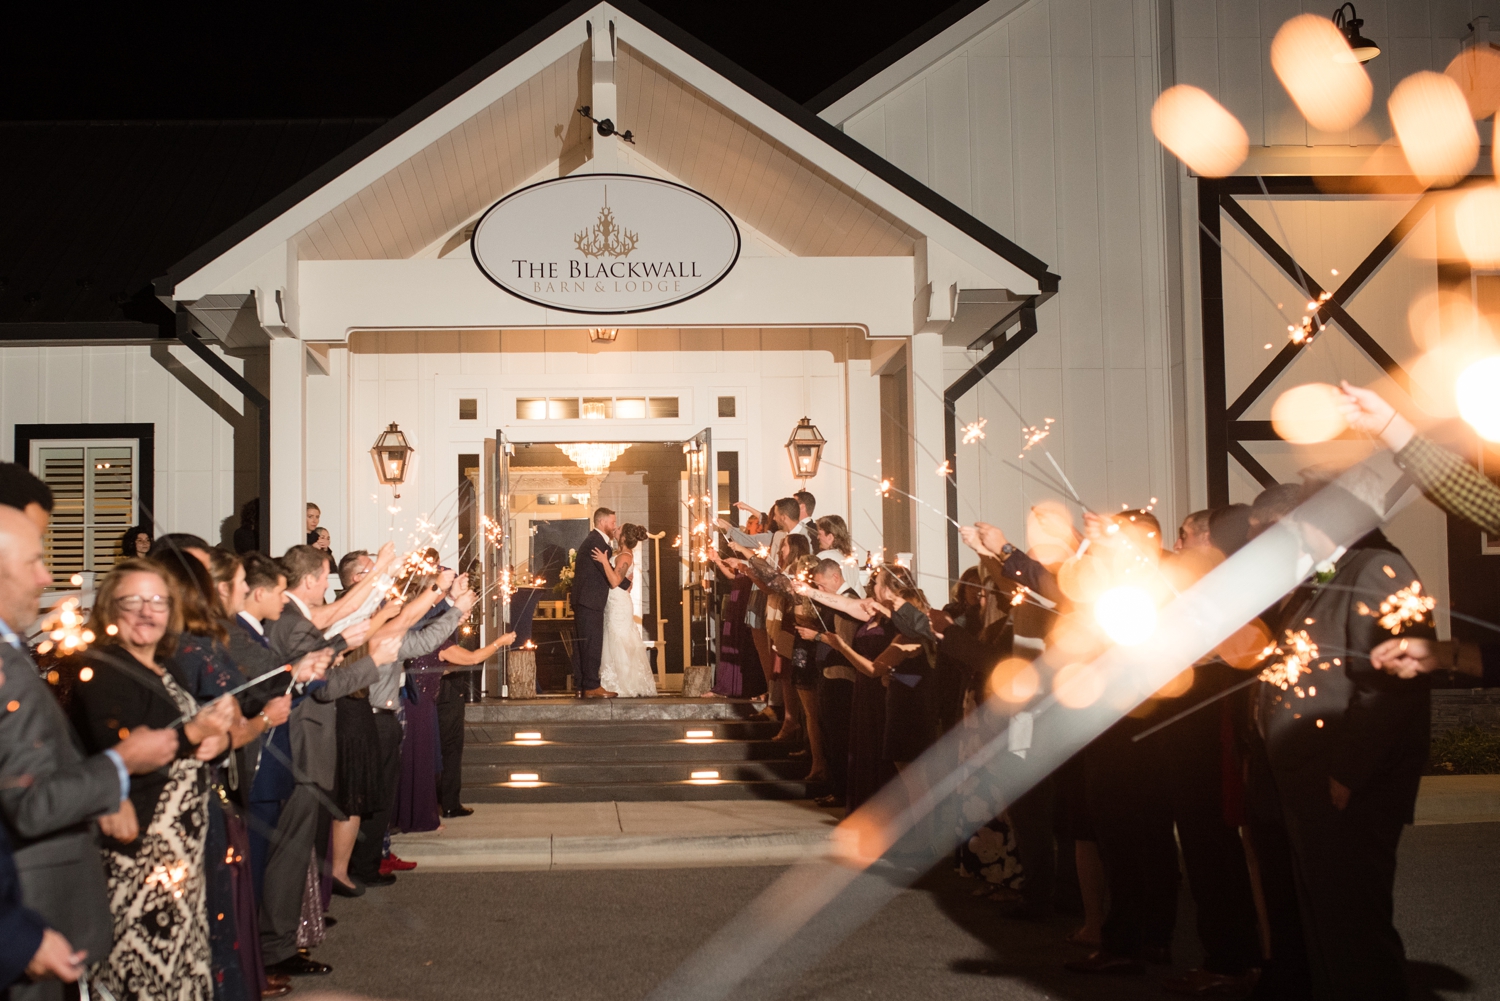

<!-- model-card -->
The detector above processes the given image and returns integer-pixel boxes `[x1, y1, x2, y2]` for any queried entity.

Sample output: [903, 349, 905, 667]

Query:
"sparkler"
[961, 419, 987, 445]
[1285, 274, 1334, 346]
[935, 460, 951, 477]
[145, 859, 190, 899]
[1020, 417, 1055, 454]
[31, 596, 95, 657]
[1258, 629, 1319, 691]
[1356, 581, 1436, 634]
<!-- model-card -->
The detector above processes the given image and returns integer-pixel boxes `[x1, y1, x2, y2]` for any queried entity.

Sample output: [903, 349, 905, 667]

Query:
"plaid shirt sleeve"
[1392, 435, 1500, 536]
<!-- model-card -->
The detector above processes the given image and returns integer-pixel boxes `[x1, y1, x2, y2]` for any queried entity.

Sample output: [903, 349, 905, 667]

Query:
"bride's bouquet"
[555, 549, 577, 595]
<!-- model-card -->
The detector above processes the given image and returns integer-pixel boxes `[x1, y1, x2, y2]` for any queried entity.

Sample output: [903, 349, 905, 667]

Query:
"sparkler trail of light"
[996, 458, 1094, 514]
[644, 452, 1418, 1001]
[163, 663, 294, 729]
[816, 458, 963, 531]
[906, 368, 1087, 530]
[1356, 581, 1436, 633]
[1044, 451, 1085, 508]
[1196, 220, 1306, 326]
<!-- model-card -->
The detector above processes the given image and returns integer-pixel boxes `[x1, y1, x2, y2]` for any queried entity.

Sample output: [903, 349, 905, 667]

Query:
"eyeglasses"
[115, 594, 171, 613]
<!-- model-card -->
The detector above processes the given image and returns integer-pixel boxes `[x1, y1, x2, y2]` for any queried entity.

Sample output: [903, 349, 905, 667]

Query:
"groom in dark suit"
[572, 507, 618, 698]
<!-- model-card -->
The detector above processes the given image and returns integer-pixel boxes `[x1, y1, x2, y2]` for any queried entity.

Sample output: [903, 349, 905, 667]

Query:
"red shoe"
[379, 854, 417, 875]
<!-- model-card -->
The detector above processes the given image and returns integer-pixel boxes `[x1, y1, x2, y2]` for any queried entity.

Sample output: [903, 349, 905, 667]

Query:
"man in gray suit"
[0, 504, 178, 1000]
[258, 546, 385, 978]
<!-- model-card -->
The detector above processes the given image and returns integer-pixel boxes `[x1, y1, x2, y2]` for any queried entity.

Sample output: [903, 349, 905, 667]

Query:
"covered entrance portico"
[158, 1, 1056, 625]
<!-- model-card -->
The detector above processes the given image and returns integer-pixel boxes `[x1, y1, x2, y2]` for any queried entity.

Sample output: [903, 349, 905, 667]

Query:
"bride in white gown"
[591, 522, 657, 697]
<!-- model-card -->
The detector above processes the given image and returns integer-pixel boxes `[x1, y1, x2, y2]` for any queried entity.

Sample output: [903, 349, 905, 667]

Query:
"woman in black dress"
[66, 560, 238, 1001]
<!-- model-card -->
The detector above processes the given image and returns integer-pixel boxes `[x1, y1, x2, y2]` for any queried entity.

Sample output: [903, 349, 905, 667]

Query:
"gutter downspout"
[943, 301, 1041, 581]
[173, 308, 272, 553]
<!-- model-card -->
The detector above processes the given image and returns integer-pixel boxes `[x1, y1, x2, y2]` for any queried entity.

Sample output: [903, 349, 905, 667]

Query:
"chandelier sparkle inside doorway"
[560, 442, 630, 476]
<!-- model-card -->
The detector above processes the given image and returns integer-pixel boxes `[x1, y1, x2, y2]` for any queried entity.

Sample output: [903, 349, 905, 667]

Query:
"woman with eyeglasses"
[62, 559, 237, 1001]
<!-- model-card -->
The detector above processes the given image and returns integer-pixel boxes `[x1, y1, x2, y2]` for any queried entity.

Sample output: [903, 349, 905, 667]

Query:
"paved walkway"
[391, 799, 850, 870]
[394, 776, 1500, 873]
[319, 823, 1500, 1001]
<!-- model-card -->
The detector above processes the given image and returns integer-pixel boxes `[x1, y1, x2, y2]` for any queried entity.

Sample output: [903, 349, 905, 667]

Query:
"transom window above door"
[515, 396, 679, 420]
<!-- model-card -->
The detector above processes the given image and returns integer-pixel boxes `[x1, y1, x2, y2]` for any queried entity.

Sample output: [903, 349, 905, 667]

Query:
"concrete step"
[389, 800, 848, 870]
[464, 697, 765, 724]
[461, 778, 814, 803]
[465, 758, 810, 785]
[464, 739, 798, 764]
[463, 720, 778, 745]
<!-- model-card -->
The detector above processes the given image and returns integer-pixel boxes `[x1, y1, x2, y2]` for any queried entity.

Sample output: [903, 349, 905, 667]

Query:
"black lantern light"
[370, 422, 414, 497]
[785, 417, 826, 481]
[1332, 4, 1380, 63]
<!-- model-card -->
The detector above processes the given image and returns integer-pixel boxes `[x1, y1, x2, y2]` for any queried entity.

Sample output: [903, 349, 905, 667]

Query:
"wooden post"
[647, 529, 667, 687]
[506, 646, 537, 698]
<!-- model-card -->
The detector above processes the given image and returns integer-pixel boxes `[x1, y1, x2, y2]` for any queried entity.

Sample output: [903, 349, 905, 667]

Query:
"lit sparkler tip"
[936, 460, 952, 477]
[961, 418, 988, 445]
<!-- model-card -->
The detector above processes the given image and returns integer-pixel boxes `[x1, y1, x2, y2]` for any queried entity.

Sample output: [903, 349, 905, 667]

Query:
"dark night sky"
[0, 1, 963, 120]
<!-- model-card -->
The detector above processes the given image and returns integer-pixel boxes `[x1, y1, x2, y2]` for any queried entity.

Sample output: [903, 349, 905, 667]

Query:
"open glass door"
[682, 429, 715, 673]
[483, 431, 513, 697]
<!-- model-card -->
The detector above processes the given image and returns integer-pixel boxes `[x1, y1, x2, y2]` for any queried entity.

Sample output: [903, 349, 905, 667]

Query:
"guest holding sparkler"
[1337, 382, 1500, 688]
[1244, 481, 1433, 1001]
[433, 621, 515, 819]
[158, 549, 291, 1001]
[63, 560, 239, 1001]
[0, 494, 181, 1001]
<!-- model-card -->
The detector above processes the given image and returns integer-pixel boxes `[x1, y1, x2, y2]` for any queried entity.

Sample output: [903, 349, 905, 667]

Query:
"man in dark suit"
[571, 507, 618, 698]
[1252, 512, 1431, 1001]
[0, 502, 178, 1001]
[257, 546, 372, 977]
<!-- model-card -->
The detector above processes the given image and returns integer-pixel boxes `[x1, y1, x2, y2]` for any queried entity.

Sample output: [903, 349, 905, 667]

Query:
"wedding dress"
[599, 563, 657, 697]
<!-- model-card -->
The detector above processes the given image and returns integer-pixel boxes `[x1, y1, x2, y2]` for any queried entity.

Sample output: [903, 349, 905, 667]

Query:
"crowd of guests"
[0, 467, 511, 1001]
[0, 379, 1495, 1001]
[703, 386, 1488, 1001]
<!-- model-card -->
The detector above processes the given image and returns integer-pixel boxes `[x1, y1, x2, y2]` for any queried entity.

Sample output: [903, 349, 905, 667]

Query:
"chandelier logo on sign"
[471, 174, 741, 315]
[573, 192, 639, 259]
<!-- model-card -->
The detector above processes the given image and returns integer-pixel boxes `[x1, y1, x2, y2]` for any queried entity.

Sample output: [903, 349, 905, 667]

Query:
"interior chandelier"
[560, 442, 630, 476]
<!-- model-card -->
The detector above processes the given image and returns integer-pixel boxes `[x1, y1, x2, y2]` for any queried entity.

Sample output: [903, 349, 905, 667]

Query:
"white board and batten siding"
[0, 342, 248, 549]
[833, 0, 1185, 571]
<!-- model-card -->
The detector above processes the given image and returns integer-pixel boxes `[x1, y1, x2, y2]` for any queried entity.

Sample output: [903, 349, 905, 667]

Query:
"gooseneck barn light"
[1332, 4, 1380, 62]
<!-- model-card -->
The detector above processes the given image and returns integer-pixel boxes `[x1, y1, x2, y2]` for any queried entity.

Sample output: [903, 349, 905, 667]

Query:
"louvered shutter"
[34, 441, 137, 576]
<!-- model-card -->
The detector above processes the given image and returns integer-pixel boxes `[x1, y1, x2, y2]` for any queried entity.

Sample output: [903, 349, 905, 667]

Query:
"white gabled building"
[6, 0, 1495, 661]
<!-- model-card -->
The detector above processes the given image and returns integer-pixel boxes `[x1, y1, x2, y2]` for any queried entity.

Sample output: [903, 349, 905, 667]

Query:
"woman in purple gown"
[710, 560, 765, 698]
[395, 637, 449, 832]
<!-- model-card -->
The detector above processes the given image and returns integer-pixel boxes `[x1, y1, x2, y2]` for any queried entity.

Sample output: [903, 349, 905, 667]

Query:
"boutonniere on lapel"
[1312, 546, 1347, 586]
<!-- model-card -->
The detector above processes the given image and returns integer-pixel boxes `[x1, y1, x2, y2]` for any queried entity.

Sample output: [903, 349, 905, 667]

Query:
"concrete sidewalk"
[393, 776, 1500, 873]
[1413, 774, 1500, 825]
[390, 799, 852, 871]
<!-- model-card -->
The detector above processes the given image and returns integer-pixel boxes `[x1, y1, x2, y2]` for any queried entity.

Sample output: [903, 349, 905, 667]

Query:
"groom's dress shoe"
[583, 688, 618, 698]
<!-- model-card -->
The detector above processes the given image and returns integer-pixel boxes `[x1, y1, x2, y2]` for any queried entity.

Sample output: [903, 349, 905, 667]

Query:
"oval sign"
[471, 173, 741, 314]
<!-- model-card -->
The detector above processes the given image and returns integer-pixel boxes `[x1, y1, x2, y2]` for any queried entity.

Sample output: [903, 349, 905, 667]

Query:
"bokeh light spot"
[1389, 71, 1480, 187]
[1456, 355, 1500, 441]
[1150, 85, 1249, 177]
[1271, 14, 1372, 132]
[1271, 383, 1348, 444]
